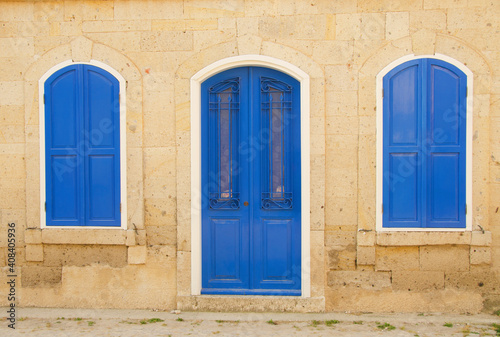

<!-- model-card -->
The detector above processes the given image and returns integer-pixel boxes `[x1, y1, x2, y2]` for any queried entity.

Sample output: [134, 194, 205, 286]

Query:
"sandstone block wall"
[0, 0, 498, 313]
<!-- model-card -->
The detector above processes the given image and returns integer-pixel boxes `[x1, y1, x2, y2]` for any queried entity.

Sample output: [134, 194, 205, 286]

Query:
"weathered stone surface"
[25, 244, 43, 262]
[420, 246, 470, 272]
[128, 246, 147, 265]
[21, 266, 62, 287]
[392, 271, 445, 291]
[376, 246, 420, 271]
[327, 270, 392, 290]
[43, 245, 128, 268]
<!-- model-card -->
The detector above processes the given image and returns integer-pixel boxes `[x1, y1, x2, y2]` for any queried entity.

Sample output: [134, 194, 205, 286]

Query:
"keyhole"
[244, 201, 249, 206]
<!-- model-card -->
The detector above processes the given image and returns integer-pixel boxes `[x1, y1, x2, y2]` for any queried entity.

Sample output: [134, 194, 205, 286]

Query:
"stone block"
[326, 91, 358, 117]
[325, 231, 356, 248]
[420, 246, 470, 272]
[325, 166, 357, 199]
[25, 244, 43, 262]
[336, 14, 360, 40]
[70, 36, 92, 62]
[357, 231, 376, 246]
[327, 246, 356, 271]
[136, 229, 147, 246]
[0, 81, 24, 106]
[376, 246, 420, 271]
[141, 31, 193, 52]
[410, 10, 446, 32]
[194, 30, 235, 51]
[411, 29, 436, 55]
[386, 12, 409, 40]
[357, 246, 376, 265]
[327, 270, 391, 290]
[83, 1, 114, 20]
[87, 32, 141, 53]
[424, 0, 467, 9]
[145, 225, 177, 246]
[471, 231, 492, 246]
[237, 17, 259, 36]
[114, 0, 184, 20]
[392, 271, 445, 291]
[128, 246, 147, 265]
[177, 251, 191, 296]
[312, 41, 353, 65]
[126, 230, 136, 246]
[43, 245, 128, 267]
[325, 64, 358, 92]
[21, 266, 62, 287]
[470, 247, 491, 265]
[445, 270, 500, 294]
[237, 34, 262, 55]
[34, 1, 64, 22]
[25, 229, 42, 244]
[41, 229, 127, 245]
[359, 0, 423, 12]
[0, 2, 34, 21]
[377, 231, 472, 246]
[152, 19, 217, 31]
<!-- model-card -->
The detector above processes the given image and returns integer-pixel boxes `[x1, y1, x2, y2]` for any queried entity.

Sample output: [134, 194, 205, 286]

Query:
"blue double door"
[201, 67, 301, 295]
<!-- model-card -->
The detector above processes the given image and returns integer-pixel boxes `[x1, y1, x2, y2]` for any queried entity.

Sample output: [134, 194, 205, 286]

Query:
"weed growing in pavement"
[326, 320, 340, 326]
[353, 321, 363, 325]
[492, 323, 500, 335]
[88, 321, 95, 326]
[377, 322, 396, 330]
[494, 310, 500, 316]
[176, 317, 184, 322]
[147, 318, 164, 323]
[267, 319, 277, 325]
[444, 322, 453, 328]
[311, 320, 321, 327]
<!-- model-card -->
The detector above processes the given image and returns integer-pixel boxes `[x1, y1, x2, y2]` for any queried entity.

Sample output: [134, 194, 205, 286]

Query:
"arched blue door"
[201, 67, 301, 295]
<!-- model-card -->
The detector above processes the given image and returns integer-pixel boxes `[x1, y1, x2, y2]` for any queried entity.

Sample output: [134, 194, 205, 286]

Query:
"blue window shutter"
[83, 65, 121, 227]
[383, 59, 467, 229]
[45, 65, 82, 226]
[45, 65, 121, 227]
[383, 60, 423, 228]
[426, 59, 467, 228]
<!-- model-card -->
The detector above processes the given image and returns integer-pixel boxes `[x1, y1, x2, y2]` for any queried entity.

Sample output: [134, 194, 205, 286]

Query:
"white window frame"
[39, 60, 127, 229]
[190, 55, 311, 297]
[375, 54, 473, 232]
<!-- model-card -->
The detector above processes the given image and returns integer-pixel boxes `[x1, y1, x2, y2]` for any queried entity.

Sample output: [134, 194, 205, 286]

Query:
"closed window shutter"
[426, 60, 467, 228]
[45, 65, 121, 227]
[383, 59, 467, 229]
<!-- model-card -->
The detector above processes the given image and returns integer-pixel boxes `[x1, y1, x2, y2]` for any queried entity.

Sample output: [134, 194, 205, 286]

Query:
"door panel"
[202, 67, 301, 295]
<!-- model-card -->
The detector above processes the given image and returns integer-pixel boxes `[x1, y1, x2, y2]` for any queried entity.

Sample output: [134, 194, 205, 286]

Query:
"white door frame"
[190, 55, 311, 297]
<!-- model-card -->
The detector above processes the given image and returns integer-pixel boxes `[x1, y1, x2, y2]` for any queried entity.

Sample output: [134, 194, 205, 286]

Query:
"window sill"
[376, 231, 491, 247]
[25, 228, 145, 246]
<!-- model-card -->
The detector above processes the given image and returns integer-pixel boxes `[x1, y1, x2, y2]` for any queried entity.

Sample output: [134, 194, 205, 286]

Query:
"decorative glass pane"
[261, 77, 293, 210]
[209, 78, 240, 209]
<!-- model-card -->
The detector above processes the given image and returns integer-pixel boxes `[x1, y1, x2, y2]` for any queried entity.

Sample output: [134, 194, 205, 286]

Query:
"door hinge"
[382, 88, 384, 98]
[120, 203, 122, 213]
[465, 204, 467, 215]
[44, 202, 46, 212]
[381, 204, 384, 214]
[43, 94, 46, 104]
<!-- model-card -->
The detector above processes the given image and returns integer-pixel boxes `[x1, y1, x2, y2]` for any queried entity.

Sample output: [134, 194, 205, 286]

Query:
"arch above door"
[190, 55, 311, 297]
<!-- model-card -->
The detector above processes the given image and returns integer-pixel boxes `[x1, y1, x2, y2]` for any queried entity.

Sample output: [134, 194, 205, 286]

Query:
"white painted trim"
[190, 55, 311, 297]
[39, 60, 127, 230]
[375, 54, 473, 232]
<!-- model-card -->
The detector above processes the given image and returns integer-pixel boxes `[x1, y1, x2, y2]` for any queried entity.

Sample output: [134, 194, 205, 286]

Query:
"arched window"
[379, 57, 469, 229]
[43, 64, 122, 227]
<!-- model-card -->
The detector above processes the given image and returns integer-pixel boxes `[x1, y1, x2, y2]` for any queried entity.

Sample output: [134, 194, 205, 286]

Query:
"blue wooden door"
[383, 59, 467, 228]
[201, 67, 301, 295]
[45, 64, 121, 227]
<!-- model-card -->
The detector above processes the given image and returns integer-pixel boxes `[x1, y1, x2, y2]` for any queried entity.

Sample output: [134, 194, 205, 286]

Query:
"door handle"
[243, 201, 249, 206]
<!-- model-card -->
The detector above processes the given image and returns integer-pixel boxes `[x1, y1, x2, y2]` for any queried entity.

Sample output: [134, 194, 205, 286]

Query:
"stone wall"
[0, 0, 498, 313]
